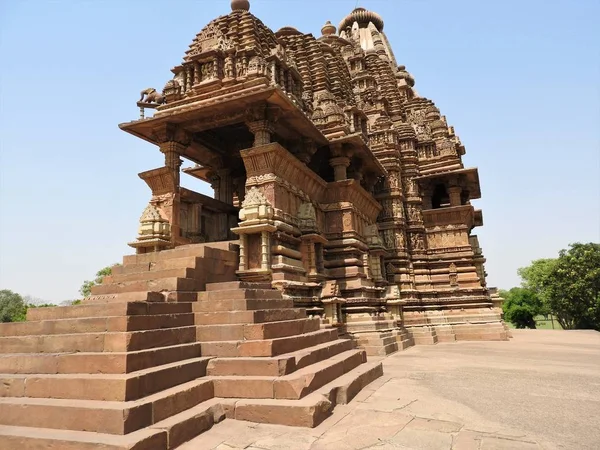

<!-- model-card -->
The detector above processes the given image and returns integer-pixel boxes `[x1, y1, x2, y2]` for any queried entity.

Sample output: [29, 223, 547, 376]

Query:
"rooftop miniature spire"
[321, 20, 336, 36]
[231, 0, 250, 12]
[338, 6, 398, 68]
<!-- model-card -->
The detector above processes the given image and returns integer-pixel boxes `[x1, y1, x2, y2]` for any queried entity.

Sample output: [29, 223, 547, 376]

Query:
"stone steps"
[200, 328, 338, 358]
[0, 357, 383, 449]
[147, 397, 227, 449]
[1, 357, 211, 401]
[196, 318, 320, 342]
[86, 292, 166, 304]
[355, 333, 397, 346]
[0, 342, 202, 375]
[198, 288, 282, 300]
[350, 324, 417, 355]
[232, 359, 383, 427]
[210, 349, 365, 400]
[0, 425, 167, 450]
[27, 302, 192, 321]
[122, 241, 238, 266]
[193, 297, 294, 312]
[408, 326, 439, 345]
[0, 268, 384, 449]
[0, 313, 195, 337]
[205, 281, 271, 291]
[194, 308, 306, 325]
[396, 332, 415, 350]
[106, 267, 199, 284]
[0, 377, 215, 436]
[0, 326, 197, 354]
[206, 338, 354, 377]
[91, 278, 203, 296]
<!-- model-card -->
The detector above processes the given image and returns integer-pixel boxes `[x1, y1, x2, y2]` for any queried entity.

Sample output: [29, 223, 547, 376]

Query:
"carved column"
[217, 169, 234, 205]
[329, 156, 350, 181]
[232, 186, 276, 281]
[239, 235, 247, 271]
[160, 141, 184, 184]
[193, 62, 201, 85]
[157, 142, 184, 246]
[422, 186, 433, 210]
[209, 172, 221, 201]
[261, 231, 270, 271]
[448, 186, 462, 207]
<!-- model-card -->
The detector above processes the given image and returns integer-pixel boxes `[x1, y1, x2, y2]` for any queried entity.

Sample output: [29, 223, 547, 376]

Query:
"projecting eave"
[119, 86, 328, 148]
[414, 167, 482, 200]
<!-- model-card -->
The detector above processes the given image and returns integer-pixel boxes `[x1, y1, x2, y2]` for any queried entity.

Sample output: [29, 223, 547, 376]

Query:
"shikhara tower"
[0, 3, 509, 449]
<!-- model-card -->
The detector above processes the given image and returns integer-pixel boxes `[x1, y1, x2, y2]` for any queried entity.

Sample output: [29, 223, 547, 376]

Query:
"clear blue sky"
[1, 0, 599, 303]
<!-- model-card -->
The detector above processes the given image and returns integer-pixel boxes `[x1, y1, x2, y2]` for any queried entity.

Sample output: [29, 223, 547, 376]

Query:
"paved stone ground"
[182, 330, 600, 450]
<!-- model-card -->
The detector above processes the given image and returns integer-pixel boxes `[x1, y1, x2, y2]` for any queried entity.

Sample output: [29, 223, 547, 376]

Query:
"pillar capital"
[153, 123, 191, 147]
[246, 120, 275, 147]
[329, 156, 351, 168]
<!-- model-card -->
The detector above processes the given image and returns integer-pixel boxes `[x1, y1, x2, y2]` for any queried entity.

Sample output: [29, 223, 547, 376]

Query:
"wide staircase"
[346, 315, 414, 356]
[0, 242, 383, 449]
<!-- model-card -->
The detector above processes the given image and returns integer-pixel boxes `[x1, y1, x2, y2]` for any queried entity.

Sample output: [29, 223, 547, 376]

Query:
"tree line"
[501, 242, 599, 331]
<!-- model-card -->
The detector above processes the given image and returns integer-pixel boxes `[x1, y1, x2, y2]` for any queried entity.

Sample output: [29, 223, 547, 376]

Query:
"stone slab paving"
[182, 330, 600, 450]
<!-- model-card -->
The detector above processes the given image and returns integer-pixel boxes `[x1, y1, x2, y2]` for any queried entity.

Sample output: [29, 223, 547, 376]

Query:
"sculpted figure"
[225, 56, 234, 78]
[139, 88, 165, 105]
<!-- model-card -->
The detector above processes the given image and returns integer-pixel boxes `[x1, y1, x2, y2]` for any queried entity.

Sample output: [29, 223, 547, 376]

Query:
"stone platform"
[182, 329, 600, 450]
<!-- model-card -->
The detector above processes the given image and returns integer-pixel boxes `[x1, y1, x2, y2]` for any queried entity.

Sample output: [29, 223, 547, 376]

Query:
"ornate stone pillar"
[232, 186, 276, 281]
[217, 169, 234, 205]
[160, 141, 184, 186]
[193, 62, 201, 85]
[261, 231, 270, 271]
[330, 156, 350, 181]
[239, 235, 248, 271]
[448, 186, 462, 207]
[158, 142, 184, 246]
[209, 172, 221, 201]
[422, 186, 433, 210]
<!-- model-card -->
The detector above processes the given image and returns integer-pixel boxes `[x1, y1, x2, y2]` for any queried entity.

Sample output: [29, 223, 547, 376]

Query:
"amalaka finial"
[231, 0, 250, 11]
[321, 21, 336, 36]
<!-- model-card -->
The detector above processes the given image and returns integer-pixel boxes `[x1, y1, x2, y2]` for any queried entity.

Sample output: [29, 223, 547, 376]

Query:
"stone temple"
[0, 2, 508, 448]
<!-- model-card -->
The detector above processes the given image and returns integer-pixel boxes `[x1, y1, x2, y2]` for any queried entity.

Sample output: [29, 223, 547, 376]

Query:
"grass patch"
[505, 315, 563, 329]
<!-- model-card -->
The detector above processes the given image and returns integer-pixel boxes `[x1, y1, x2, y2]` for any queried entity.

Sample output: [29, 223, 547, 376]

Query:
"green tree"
[0, 290, 27, 323]
[501, 287, 544, 329]
[518, 258, 557, 302]
[518, 243, 600, 330]
[79, 264, 120, 298]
